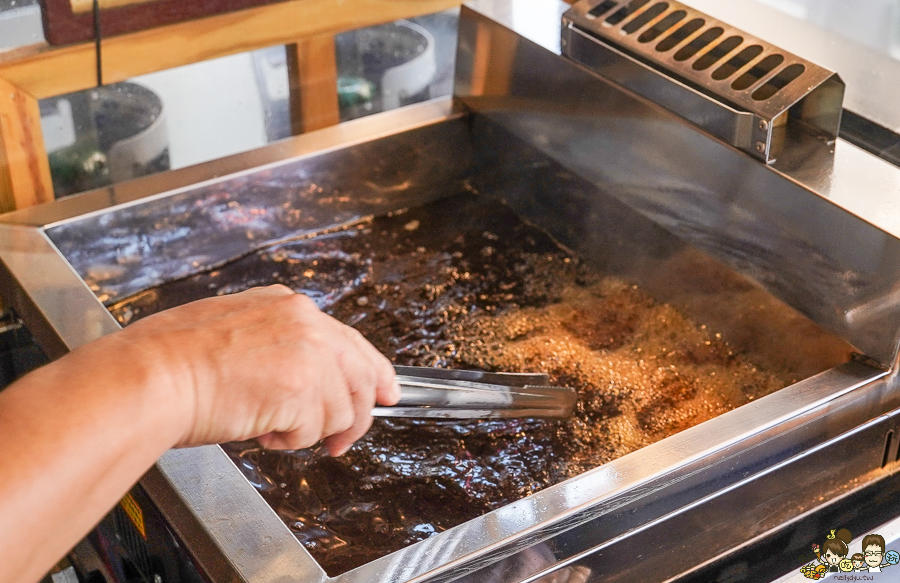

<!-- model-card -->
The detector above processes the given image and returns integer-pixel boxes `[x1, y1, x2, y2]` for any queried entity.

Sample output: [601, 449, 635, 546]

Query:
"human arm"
[0, 285, 398, 583]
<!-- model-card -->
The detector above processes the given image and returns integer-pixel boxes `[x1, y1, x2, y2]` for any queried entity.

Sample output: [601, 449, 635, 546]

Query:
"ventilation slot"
[655, 17, 704, 52]
[563, 0, 845, 162]
[732, 53, 783, 90]
[622, 2, 669, 34]
[711, 44, 762, 80]
[673, 26, 722, 61]
[606, 0, 651, 25]
[693, 35, 743, 71]
[883, 431, 894, 468]
[752, 63, 805, 100]
[639, 10, 686, 43]
[588, 0, 619, 19]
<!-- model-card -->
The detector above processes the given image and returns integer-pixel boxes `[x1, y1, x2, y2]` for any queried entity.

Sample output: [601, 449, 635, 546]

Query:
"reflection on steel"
[562, 0, 845, 163]
[456, 0, 900, 371]
[2, 1, 900, 582]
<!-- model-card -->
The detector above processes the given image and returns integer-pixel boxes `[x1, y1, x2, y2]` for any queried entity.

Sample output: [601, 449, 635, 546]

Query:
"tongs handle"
[372, 366, 577, 419]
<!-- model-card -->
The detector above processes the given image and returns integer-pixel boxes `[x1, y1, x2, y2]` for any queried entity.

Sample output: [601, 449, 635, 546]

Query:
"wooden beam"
[100, 0, 462, 84]
[286, 34, 340, 135]
[0, 77, 55, 212]
[0, 0, 462, 100]
[0, 43, 96, 101]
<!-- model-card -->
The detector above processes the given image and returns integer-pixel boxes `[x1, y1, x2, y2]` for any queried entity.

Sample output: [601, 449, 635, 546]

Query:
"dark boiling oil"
[108, 194, 793, 575]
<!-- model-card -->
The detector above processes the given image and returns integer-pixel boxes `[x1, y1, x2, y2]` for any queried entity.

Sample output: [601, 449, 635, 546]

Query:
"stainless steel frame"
[3, 1, 900, 582]
[562, 0, 844, 163]
[685, 0, 900, 140]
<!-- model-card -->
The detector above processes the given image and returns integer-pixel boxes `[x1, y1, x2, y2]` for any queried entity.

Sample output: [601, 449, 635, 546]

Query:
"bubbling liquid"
[108, 194, 794, 575]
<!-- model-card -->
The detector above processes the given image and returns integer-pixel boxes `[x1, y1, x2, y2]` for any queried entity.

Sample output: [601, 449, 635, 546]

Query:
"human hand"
[116, 285, 398, 455]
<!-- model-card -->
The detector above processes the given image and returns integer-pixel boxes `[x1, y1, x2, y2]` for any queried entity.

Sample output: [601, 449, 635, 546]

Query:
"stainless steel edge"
[145, 446, 326, 583]
[0, 225, 120, 356]
[502, 389, 900, 583]
[561, 24, 757, 153]
[2, 5, 900, 581]
[564, 0, 838, 118]
[338, 362, 888, 583]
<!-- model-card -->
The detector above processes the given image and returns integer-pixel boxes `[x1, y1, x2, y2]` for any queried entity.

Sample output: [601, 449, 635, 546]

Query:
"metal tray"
[3, 2, 900, 581]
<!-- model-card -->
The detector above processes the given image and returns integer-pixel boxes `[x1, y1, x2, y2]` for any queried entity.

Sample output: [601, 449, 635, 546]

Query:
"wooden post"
[0, 77, 54, 213]
[286, 33, 341, 135]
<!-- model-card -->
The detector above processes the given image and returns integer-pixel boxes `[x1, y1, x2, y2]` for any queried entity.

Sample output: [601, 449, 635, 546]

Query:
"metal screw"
[754, 141, 766, 153]
[758, 119, 769, 131]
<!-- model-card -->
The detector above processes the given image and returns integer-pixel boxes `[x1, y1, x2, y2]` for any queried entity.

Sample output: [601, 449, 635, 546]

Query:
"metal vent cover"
[562, 0, 845, 163]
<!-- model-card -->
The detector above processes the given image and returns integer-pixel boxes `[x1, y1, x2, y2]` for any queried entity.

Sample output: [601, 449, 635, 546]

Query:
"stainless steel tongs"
[372, 365, 577, 419]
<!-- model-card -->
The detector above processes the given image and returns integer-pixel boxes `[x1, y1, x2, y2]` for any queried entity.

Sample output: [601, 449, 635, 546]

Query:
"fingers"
[336, 324, 399, 405]
[264, 295, 392, 455]
[309, 309, 397, 455]
[376, 358, 400, 406]
[321, 325, 391, 456]
[152, 284, 395, 454]
[322, 416, 374, 457]
[318, 361, 355, 438]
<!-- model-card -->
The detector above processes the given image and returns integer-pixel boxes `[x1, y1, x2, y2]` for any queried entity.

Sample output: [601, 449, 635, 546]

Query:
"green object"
[337, 76, 376, 108]
[47, 139, 109, 198]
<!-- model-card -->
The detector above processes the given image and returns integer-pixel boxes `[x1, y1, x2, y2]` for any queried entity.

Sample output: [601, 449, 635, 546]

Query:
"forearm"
[0, 335, 187, 583]
[0, 286, 396, 583]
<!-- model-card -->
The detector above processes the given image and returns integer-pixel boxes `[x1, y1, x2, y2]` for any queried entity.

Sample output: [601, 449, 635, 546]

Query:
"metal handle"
[372, 366, 577, 419]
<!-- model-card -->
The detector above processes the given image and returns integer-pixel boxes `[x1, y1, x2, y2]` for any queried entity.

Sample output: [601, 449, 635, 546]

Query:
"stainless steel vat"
[3, 2, 900, 582]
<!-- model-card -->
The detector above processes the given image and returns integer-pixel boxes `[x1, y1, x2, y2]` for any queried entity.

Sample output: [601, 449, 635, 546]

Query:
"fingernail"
[392, 381, 402, 403]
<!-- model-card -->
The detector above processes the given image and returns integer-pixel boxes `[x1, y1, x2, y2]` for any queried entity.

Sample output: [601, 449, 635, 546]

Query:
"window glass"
[752, 0, 900, 61]
[37, 9, 459, 198]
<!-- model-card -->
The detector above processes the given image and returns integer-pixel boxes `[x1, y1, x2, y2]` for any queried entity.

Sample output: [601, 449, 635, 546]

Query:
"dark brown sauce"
[108, 194, 793, 575]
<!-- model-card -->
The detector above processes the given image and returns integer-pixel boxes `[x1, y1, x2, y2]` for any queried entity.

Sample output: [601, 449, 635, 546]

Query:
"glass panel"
[751, 0, 900, 61]
[37, 9, 459, 198]
[336, 11, 458, 123]
[0, 0, 44, 51]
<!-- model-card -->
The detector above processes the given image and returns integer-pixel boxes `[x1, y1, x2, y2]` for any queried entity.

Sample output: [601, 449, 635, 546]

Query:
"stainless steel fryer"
[3, 1, 900, 582]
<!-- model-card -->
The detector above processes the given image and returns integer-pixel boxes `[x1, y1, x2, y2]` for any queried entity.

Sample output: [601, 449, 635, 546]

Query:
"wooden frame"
[39, 0, 292, 46]
[0, 0, 463, 212]
[1, 1, 581, 209]
[0, 76, 54, 212]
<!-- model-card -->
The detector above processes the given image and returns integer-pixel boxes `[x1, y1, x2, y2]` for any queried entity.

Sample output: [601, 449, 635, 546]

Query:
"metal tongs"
[372, 365, 577, 419]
